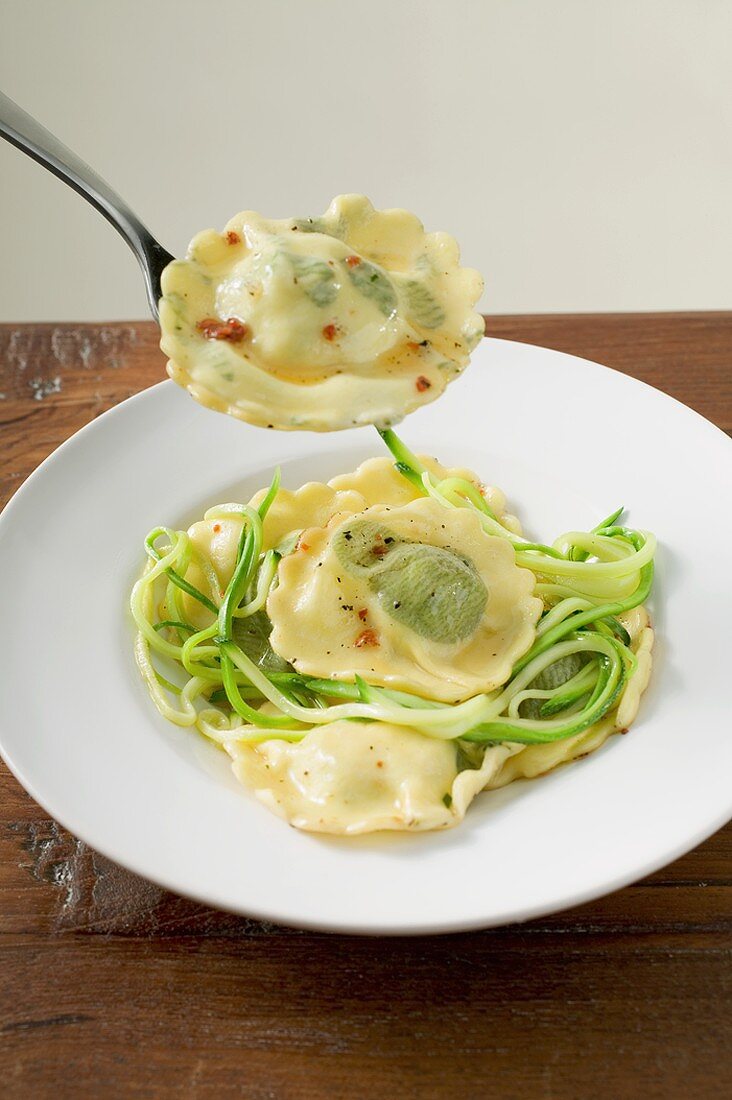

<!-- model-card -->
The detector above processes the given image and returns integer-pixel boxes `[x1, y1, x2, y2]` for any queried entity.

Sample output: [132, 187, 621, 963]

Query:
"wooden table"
[1, 314, 730, 1098]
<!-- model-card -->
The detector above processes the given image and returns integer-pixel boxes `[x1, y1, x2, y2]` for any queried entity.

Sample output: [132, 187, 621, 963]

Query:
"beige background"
[1, 0, 730, 321]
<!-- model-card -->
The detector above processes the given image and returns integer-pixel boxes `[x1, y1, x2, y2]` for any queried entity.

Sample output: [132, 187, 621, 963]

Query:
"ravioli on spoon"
[159, 194, 484, 431]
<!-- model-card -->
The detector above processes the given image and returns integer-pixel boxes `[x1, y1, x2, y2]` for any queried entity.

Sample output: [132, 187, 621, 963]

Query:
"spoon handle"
[0, 90, 174, 320]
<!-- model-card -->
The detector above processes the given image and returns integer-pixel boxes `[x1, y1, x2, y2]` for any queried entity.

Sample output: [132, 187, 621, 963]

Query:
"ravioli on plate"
[131, 435, 656, 835]
[268, 497, 541, 703]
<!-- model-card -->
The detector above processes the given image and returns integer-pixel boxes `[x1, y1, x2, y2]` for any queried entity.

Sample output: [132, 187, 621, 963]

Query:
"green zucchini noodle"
[130, 427, 656, 755]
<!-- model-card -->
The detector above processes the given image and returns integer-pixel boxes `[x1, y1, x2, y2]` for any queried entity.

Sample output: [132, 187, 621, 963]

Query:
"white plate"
[0, 339, 730, 934]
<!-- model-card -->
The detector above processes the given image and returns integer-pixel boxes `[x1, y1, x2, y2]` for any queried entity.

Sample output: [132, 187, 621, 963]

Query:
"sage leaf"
[403, 279, 446, 329]
[333, 520, 399, 572]
[346, 260, 398, 318]
[334, 518, 487, 643]
[232, 610, 292, 672]
[370, 544, 487, 643]
[284, 252, 338, 308]
[292, 215, 346, 239]
[519, 652, 586, 719]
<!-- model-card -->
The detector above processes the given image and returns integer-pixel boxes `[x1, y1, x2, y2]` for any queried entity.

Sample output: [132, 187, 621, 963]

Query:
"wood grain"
[0, 315, 730, 1098]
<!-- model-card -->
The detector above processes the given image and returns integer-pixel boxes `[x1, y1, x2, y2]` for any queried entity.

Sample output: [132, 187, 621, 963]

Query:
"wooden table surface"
[0, 313, 730, 1098]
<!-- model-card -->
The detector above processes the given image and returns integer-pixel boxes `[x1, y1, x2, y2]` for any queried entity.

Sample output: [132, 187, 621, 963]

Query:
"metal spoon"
[0, 90, 174, 321]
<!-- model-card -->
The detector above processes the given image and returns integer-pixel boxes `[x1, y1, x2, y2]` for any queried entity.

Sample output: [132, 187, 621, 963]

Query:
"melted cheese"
[159, 195, 484, 431]
[267, 497, 541, 702]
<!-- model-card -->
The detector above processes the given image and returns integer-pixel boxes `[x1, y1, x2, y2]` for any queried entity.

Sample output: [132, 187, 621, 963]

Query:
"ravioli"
[328, 456, 522, 534]
[267, 497, 542, 703]
[180, 456, 515, 634]
[134, 437, 656, 838]
[159, 195, 484, 431]
[252, 481, 368, 551]
[225, 721, 516, 834]
[225, 613, 653, 834]
[181, 516, 241, 630]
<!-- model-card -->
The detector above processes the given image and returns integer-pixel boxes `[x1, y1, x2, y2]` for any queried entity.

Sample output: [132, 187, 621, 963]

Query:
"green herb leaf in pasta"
[334, 518, 487, 643]
[346, 259, 398, 318]
[369, 543, 487, 643]
[232, 610, 292, 673]
[284, 252, 338, 308]
[402, 279, 446, 329]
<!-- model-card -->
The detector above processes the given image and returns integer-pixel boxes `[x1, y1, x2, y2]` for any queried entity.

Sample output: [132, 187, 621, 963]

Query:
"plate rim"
[1, 338, 730, 935]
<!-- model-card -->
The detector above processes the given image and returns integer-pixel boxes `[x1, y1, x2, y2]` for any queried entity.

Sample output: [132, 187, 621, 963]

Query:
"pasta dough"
[159, 195, 484, 431]
[226, 721, 516, 834]
[180, 456, 517, 631]
[225, 615, 654, 835]
[267, 497, 542, 702]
